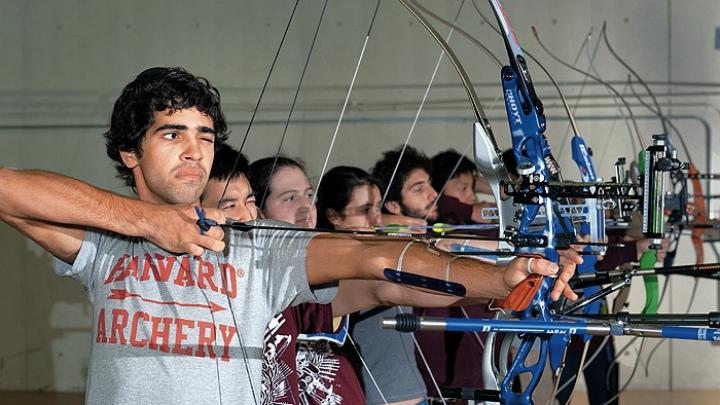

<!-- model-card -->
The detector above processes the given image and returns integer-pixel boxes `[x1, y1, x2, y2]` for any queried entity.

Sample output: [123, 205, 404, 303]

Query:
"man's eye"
[201, 136, 215, 143]
[163, 132, 179, 140]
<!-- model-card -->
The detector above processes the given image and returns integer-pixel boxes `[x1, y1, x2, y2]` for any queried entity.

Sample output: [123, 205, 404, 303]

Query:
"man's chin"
[165, 186, 205, 205]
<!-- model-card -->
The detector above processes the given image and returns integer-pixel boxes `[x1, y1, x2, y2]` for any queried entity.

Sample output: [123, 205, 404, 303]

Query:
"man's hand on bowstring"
[503, 250, 582, 302]
[139, 205, 226, 256]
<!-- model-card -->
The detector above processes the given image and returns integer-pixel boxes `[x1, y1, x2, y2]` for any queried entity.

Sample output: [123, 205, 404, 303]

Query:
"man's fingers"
[549, 278, 578, 301]
[558, 248, 584, 265]
[202, 208, 226, 225]
[548, 259, 579, 301]
[181, 241, 206, 257]
[529, 258, 559, 276]
[565, 285, 578, 300]
[550, 282, 578, 301]
[196, 235, 225, 253]
[204, 226, 224, 241]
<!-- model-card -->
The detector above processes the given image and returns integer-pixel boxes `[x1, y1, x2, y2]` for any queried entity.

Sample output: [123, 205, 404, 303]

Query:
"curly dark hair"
[316, 166, 381, 229]
[104, 67, 229, 188]
[248, 156, 306, 210]
[209, 143, 250, 182]
[430, 149, 477, 193]
[370, 145, 432, 212]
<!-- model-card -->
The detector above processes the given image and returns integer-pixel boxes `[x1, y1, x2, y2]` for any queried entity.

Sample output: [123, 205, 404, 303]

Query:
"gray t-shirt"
[352, 306, 427, 404]
[53, 220, 329, 405]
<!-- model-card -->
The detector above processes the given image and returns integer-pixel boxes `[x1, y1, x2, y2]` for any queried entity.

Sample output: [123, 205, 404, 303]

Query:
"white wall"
[0, 0, 718, 393]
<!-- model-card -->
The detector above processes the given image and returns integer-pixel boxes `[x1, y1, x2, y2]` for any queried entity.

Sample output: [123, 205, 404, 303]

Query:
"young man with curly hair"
[0, 68, 579, 404]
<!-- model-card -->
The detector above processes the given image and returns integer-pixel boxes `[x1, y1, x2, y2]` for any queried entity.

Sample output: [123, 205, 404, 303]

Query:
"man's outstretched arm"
[331, 279, 489, 317]
[307, 235, 581, 302]
[0, 167, 225, 262]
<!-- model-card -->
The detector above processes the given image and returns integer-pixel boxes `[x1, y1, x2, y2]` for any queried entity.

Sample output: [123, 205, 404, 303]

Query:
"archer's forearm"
[0, 167, 153, 238]
[331, 278, 487, 317]
[307, 235, 510, 299]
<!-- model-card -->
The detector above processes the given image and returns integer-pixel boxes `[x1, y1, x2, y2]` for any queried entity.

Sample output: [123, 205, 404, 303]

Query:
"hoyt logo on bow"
[107, 288, 226, 313]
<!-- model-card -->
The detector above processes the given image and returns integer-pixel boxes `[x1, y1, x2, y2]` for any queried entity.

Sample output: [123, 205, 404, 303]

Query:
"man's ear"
[384, 201, 402, 215]
[119, 150, 140, 169]
[326, 209, 343, 227]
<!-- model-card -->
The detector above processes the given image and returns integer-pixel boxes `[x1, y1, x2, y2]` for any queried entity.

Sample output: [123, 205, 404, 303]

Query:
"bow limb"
[380, 0, 471, 214]
[396, 0, 498, 149]
[600, 22, 668, 136]
[531, 25, 644, 151]
[399, 0, 515, 247]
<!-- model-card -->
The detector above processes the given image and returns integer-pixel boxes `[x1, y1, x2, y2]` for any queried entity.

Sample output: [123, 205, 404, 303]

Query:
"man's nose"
[427, 187, 438, 202]
[181, 138, 203, 161]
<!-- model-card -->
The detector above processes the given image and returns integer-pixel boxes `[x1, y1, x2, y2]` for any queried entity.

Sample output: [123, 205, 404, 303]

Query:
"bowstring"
[201, 3, 301, 404]
[260, 0, 330, 209]
[555, 26, 595, 158]
[216, 0, 300, 207]
[282, 2, 399, 402]
[344, 332, 390, 404]
[370, 2, 475, 403]
[309, 0, 382, 208]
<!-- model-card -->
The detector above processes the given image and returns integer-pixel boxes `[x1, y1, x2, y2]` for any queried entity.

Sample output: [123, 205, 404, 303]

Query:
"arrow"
[107, 288, 226, 313]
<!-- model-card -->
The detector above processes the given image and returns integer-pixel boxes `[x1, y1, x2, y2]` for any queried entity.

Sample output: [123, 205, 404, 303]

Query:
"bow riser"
[474, 121, 516, 260]
[493, 4, 576, 402]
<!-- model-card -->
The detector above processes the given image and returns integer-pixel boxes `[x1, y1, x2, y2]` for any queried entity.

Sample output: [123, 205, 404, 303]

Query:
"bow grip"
[500, 273, 544, 311]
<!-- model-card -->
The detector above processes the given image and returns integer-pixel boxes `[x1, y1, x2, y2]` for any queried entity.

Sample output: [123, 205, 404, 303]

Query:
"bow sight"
[642, 134, 686, 246]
